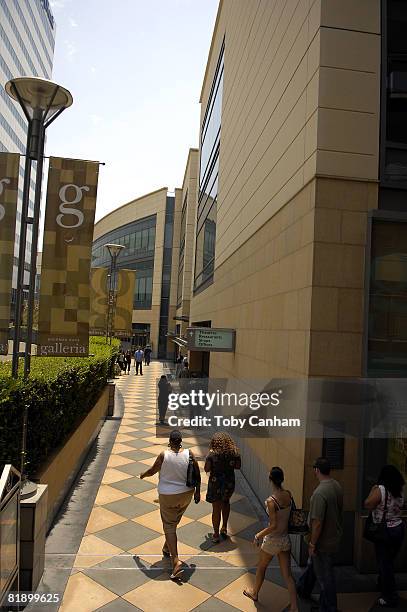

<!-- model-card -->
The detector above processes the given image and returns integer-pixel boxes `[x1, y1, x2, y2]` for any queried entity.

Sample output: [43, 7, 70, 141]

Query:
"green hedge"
[0, 337, 119, 477]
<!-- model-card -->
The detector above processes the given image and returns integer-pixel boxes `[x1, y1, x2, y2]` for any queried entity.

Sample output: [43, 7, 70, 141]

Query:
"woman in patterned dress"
[204, 432, 241, 543]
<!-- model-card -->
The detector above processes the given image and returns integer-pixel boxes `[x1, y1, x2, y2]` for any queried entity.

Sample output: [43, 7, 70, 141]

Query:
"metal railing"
[0, 465, 21, 608]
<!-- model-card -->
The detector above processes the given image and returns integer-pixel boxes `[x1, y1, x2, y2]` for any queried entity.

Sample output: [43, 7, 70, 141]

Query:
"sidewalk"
[35, 362, 406, 611]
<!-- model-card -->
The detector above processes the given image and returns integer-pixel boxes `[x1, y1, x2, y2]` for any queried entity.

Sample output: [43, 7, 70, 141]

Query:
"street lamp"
[5, 77, 72, 497]
[5, 77, 73, 379]
[104, 244, 125, 344]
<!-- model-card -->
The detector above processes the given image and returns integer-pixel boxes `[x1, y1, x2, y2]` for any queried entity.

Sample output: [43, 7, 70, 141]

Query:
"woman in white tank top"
[140, 430, 201, 579]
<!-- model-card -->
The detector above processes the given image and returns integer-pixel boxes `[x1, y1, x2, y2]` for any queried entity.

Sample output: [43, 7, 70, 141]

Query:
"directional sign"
[187, 327, 236, 352]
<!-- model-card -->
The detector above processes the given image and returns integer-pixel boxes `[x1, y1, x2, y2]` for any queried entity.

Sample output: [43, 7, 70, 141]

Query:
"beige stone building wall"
[175, 149, 199, 329]
[189, 0, 382, 519]
[93, 188, 169, 354]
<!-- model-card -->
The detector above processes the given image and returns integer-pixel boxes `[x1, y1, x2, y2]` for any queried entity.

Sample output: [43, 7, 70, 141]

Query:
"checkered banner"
[0, 153, 20, 355]
[89, 267, 108, 336]
[114, 268, 136, 335]
[38, 157, 99, 356]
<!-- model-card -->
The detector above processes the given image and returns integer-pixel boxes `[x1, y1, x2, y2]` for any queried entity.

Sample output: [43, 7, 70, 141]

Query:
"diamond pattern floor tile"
[97, 521, 160, 550]
[104, 496, 157, 519]
[122, 572, 211, 612]
[73, 534, 124, 569]
[95, 486, 131, 506]
[60, 572, 118, 612]
[85, 507, 127, 534]
[96, 597, 143, 611]
[215, 572, 289, 611]
[111, 476, 155, 495]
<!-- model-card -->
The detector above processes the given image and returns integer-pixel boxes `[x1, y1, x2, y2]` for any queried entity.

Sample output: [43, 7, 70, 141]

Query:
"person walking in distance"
[144, 344, 152, 365]
[364, 465, 405, 608]
[134, 347, 144, 375]
[158, 374, 171, 424]
[307, 457, 343, 612]
[117, 352, 125, 374]
[243, 466, 298, 611]
[139, 430, 200, 579]
[124, 350, 132, 374]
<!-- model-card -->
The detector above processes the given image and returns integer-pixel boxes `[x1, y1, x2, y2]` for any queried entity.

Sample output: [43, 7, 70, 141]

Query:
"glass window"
[141, 229, 149, 249]
[368, 219, 407, 376]
[194, 41, 224, 292]
[135, 230, 142, 250]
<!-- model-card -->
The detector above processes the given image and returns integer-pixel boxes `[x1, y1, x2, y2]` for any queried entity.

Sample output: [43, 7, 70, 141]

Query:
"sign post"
[186, 327, 236, 352]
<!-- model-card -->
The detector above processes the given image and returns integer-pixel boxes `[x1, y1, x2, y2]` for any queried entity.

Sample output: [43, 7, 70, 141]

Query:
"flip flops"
[243, 589, 258, 602]
[170, 563, 184, 580]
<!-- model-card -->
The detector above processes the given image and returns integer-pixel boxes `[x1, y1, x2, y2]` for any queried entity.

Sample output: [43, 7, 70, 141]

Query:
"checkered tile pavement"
[59, 363, 398, 612]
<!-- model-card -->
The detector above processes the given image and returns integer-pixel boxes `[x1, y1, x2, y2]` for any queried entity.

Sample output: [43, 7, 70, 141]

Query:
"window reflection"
[195, 40, 224, 291]
[368, 220, 407, 375]
[91, 215, 156, 309]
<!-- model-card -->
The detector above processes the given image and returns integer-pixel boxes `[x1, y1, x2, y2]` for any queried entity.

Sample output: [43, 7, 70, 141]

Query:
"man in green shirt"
[308, 457, 343, 612]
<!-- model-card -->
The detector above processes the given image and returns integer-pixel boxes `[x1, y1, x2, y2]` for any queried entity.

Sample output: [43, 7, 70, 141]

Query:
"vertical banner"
[0, 153, 20, 355]
[89, 267, 108, 336]
[114, 269, 136, 336]
[38, 157, 99, 356]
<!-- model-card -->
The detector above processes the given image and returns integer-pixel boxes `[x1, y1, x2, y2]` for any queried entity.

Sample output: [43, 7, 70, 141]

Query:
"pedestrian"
[139, 430, 201, 579]
[134, 346, 144, 375]
[306, 457, 343, 612]
[179, 359, 190, 378]
[175, 353, 183, 378]
[243, 466, 298, 611]
[124, 350, 132, 374]
[144, 344, 152, 365]
[158, 374, 171, 424]
[117, 352, 125, 374]
[364, 464, 405, 608]
[204, 432, 241, 543]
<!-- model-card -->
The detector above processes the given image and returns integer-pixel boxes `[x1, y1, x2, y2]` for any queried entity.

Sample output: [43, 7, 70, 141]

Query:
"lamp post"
[5, 77, 72, 497]
[5, 77, 73, 379]
[104, 244, 125, 345]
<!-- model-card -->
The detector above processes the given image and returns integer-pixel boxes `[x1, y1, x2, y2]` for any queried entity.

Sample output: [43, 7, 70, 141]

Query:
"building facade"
[92, 188, 181, 359]
[0, 0, 56, 306]
[173, 149, 199, 351]
[187, 0, 406, 568]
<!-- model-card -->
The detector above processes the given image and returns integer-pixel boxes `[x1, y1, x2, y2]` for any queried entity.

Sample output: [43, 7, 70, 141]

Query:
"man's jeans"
[312, 551, 337, 612]
[135, 361, 143, 375]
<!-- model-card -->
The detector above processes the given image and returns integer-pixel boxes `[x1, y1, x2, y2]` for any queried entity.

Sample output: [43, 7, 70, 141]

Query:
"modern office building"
[186, 0, 407, 568]
[0, 0, 56, 307]
[173, 148, 199, 349]
[92, 188, 182, 359]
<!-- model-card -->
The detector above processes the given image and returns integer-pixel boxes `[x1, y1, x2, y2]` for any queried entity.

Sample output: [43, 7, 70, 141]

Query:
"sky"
[46, 0, 219, 221]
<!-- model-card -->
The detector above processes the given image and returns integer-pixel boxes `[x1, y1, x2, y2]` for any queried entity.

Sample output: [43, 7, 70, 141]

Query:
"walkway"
[55, 362, 405, 612]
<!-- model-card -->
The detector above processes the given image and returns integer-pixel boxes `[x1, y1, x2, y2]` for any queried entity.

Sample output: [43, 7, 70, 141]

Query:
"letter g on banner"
[56, 184, 90, 229]
[0, 178, 11, 222]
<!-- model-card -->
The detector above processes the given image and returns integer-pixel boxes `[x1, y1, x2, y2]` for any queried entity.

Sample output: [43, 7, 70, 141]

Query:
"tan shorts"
[261, 534, 291, 556]
[159, 490, 194, 535]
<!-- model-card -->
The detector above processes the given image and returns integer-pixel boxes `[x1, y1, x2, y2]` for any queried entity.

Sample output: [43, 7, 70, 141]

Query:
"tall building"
[186, 0, 406, 569]
[0, 0, 56, 307]
[92, 189, 181, 359]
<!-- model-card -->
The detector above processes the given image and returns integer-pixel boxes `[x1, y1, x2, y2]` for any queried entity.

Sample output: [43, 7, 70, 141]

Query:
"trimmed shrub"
[0, 337, 119, 477]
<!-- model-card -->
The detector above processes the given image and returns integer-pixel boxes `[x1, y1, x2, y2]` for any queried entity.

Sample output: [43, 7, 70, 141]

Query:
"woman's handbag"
[363, 488, 389, 544]
[186, 451, 200, 488]
[288, 498, 309, 535]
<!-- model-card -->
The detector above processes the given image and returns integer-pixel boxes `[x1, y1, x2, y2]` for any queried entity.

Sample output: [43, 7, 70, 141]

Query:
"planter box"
[37, 386, 109, 532]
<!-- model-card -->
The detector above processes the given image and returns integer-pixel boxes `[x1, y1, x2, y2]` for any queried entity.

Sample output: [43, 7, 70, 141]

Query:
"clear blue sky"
[47, 0, 219, 221]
